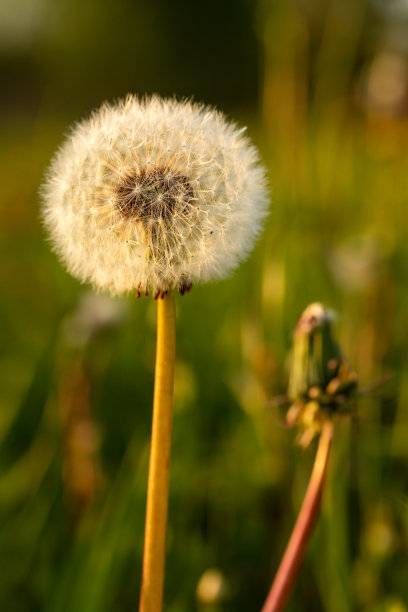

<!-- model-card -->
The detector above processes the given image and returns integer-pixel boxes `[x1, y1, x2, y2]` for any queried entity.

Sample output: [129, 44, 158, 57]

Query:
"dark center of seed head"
[116, 167, 194, 221]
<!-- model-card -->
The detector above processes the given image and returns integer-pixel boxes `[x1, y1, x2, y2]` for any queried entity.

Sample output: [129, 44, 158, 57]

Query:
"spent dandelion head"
[41, 95, 269, 296]
[286, 303, 358, 447]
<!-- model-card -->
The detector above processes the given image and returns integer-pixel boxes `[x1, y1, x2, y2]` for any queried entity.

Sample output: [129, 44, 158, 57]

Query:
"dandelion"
[196, 568, 229, 605]
[262, 303, 357, 612]
[41, 95, 269, 612]
[42, 95, 268, 297]
[287, 302, 357, 447]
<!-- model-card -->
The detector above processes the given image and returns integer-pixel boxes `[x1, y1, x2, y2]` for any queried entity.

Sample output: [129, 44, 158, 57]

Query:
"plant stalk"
[261, 421, 333, 612]
[139, 292, 176, 612]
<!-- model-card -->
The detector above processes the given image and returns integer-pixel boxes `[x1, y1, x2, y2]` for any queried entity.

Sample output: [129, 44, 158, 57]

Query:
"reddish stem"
[261, 421, 333, 612]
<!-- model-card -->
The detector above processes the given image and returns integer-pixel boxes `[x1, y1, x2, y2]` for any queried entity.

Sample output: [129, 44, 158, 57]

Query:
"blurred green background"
[1, 0, 407, 610]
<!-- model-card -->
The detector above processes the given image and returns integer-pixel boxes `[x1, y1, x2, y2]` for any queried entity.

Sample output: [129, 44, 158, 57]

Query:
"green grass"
[1, 1, 408, 610]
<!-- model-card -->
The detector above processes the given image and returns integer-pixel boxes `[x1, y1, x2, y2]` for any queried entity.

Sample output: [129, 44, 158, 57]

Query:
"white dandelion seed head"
[41, 95, 269, 296]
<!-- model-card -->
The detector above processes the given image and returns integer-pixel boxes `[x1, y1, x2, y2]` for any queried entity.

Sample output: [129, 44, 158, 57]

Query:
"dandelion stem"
[139, 292, 176, 612]
[261, 421, 333, 612]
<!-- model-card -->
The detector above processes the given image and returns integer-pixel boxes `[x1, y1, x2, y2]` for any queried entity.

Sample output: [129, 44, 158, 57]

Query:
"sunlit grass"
[1, 2, 408, 610]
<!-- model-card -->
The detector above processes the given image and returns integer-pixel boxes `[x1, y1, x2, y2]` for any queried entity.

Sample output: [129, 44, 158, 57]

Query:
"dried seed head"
[41, 95, 269, 296]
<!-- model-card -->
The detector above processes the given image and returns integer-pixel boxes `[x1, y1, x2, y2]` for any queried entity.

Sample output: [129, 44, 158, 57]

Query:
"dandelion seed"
[41, 95, 269, 296]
